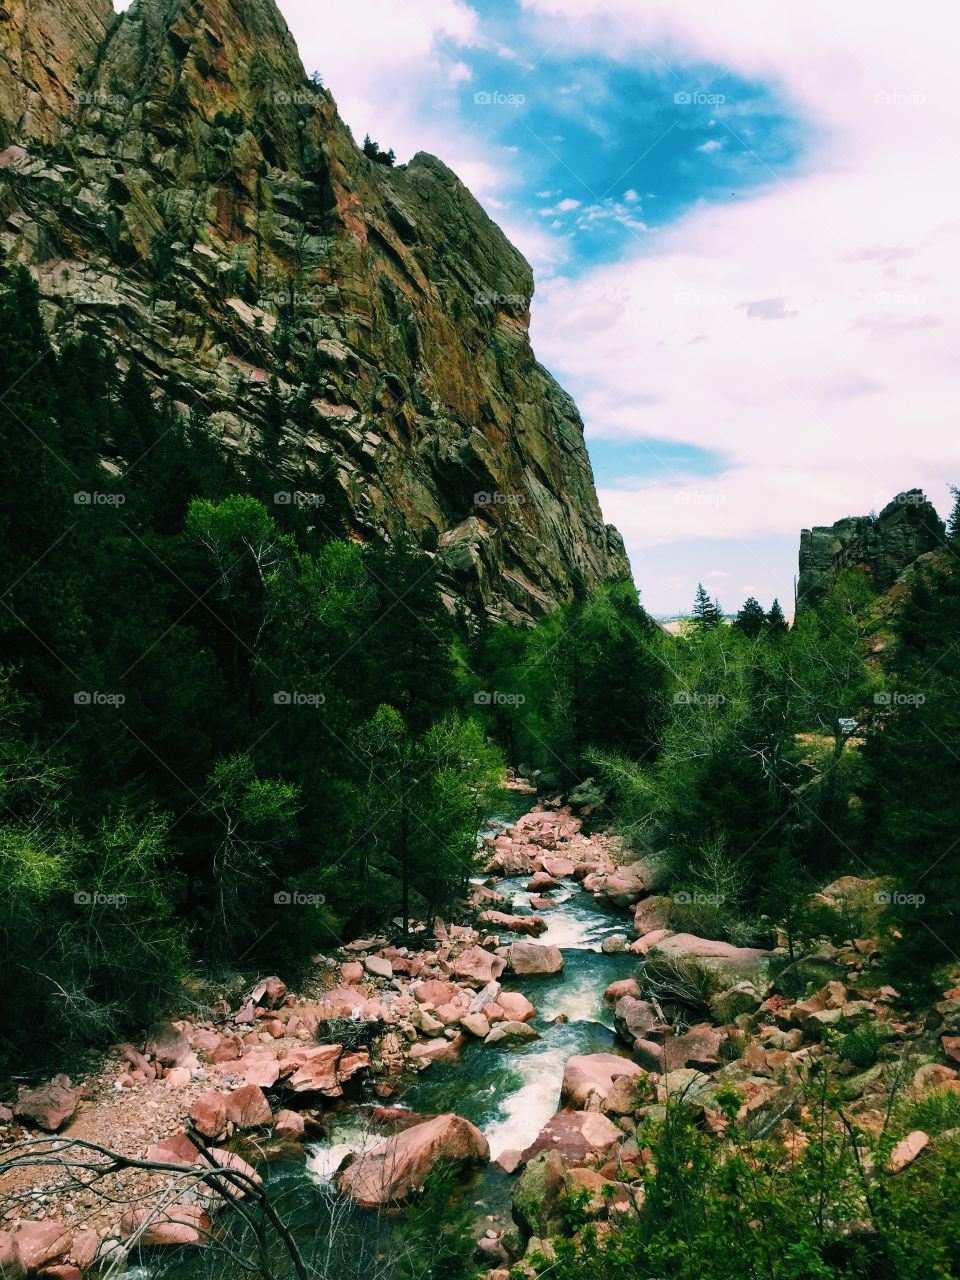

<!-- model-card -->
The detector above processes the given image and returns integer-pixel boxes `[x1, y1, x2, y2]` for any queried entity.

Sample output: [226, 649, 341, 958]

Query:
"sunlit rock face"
[0, 0, 629, 622]
[798, 490, 944, 609]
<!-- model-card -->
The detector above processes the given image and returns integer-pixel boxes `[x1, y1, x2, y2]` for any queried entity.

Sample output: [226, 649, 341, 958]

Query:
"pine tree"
[766, 599, 788, 637]
[692, 583, 721, 630]
[947, 485, 960, 539]
[734, 596, 766, 639]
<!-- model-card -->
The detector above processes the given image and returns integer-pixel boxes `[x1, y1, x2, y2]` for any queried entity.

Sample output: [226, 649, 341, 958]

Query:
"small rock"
[886, 1130, 929, 1173]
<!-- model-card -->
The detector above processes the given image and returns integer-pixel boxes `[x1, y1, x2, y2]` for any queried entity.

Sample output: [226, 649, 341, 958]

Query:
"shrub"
[836, 1021, 886, 1069]
[899, 1086, 960, 1137]
[640, 953, 717, 1019]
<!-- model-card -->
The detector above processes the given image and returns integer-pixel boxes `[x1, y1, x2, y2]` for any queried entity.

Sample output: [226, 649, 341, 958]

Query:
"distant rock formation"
[798, 491, 944, 608]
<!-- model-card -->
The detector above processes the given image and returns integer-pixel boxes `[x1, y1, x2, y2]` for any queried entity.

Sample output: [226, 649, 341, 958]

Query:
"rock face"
[798, 491, 944, 608]
[0, 0, 628, 623]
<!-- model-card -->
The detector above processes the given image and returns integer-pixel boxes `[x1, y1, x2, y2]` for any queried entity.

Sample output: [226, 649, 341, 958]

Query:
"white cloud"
[520, 0, 960, 595]
[697, 138, 723, 153]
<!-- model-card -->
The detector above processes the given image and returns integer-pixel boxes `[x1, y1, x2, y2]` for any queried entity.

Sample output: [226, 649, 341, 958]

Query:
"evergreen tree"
[692, 583, 721, 630]
[766, 598, 788, 636]
[733, 596, 766, 639]
[947, 484, 960, 539]
[361, 534, 456, 734]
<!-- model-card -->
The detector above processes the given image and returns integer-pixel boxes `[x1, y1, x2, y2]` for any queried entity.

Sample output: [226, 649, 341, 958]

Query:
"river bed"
[137, 793, 637, 1279]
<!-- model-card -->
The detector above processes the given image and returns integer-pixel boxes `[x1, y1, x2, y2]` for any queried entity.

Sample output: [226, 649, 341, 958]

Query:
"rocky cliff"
[0, 0, 628, 622]
[798, 490, 944, 608]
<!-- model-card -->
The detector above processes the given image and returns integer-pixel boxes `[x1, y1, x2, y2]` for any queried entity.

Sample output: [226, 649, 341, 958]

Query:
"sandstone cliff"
[0, 0, 628, 622]
[798, 490, 944, 608]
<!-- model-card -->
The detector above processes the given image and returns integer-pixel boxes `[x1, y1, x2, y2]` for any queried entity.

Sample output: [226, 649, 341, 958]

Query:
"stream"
[137, 793, 636, 1278]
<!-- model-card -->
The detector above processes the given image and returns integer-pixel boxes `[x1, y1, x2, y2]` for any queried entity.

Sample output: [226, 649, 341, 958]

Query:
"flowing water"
[138, 793, 636, 1277]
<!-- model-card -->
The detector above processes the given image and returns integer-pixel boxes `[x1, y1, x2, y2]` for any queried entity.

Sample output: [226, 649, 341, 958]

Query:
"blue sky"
[117, 0, 959, 617]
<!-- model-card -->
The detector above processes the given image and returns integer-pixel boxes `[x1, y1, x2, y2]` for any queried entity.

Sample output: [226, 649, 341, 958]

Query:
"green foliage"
[836, 1021, 885, 1069]
[362, 134, 396, 166]
[733, 594, 766, 638]
[470, 577, 667, 787]
[899, 1086, 960, 1137]
[860, 555, 960, 988]
[540, 1072, 960, 1279]
[0, 273, 503, 1060]
[692, 581, 722, 629]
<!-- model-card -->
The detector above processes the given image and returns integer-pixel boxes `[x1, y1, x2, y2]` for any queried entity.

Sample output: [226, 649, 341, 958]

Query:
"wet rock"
[408, 1036, 464, 1065]
[508, 941, 564, 976]
[460, 1010, 491, 1038]
[511, 1150, 567, 1235]
[521, 1111, 621, 1163]
[480, 910, 547, 937]
[14, 1076, 81, 1132]
[600, 934, 627, 953]
[337, 1113, 488, 1207]
[633, 896, 673, 936]
[527, 872, 561, 891]
[598, 860, 664, 907]
[604, 978, 641, 1003]
[274, 1109, 306, 1140]
[560, 1053, 644, 1110]
[454, 946, 506, 986]
[629, 927, 673, 956]
[614, 997, 661, 1044]
[497, 991, 537, 1022]
[484, 1020, 539, 1045]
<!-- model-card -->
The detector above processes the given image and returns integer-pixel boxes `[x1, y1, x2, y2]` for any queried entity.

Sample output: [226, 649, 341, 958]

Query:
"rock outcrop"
[798, 491, 944, 608]
[0, 0, 629, 623]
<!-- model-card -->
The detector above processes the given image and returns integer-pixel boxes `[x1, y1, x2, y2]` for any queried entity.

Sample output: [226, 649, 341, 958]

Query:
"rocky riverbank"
[2, 787, 960, 1278]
